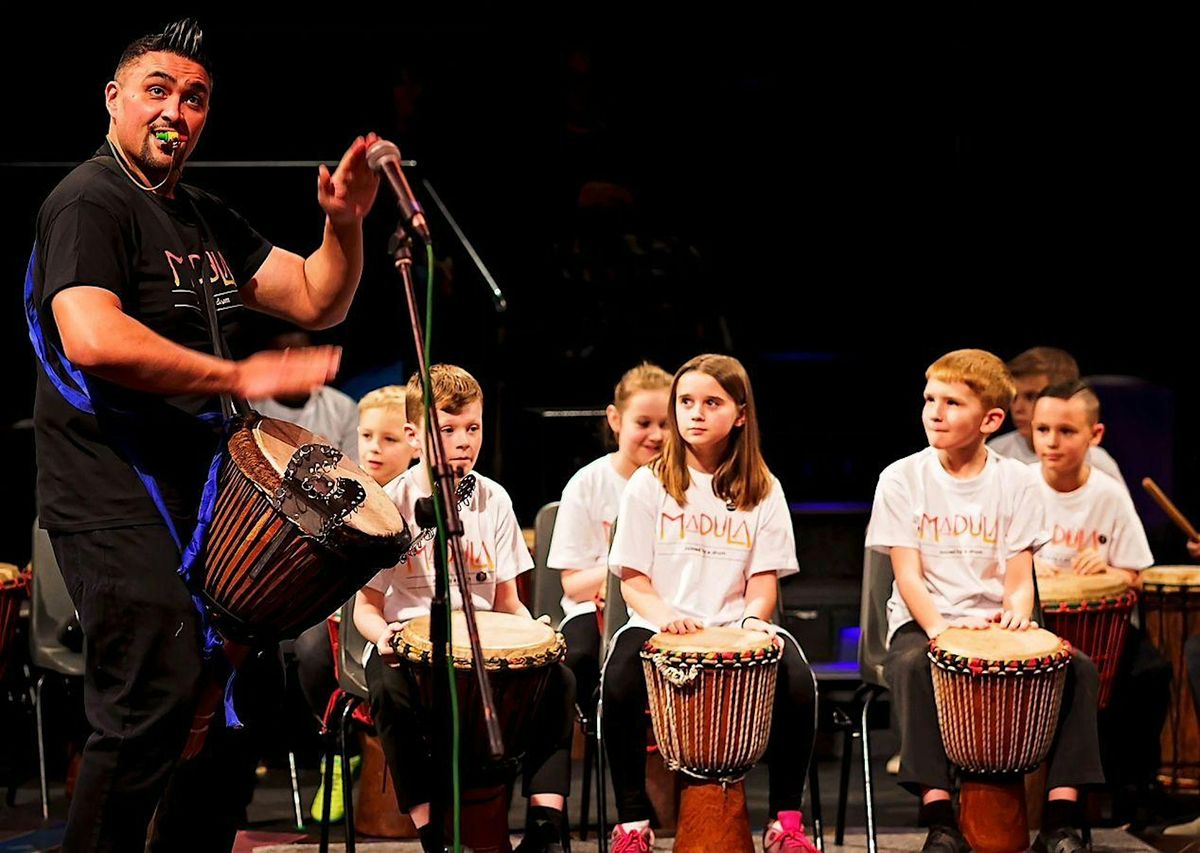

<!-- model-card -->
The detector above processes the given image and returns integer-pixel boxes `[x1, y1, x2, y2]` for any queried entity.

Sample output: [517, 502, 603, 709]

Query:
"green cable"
[421, 243, 461, 852]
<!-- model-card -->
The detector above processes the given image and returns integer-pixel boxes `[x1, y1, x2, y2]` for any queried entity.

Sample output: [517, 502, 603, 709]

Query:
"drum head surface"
[935, 625, 1064, 661]
[248, 415, 405, 537]
[1037, 568, 1130, 604]
[0, 563, 23, 585]
[399, 611, 560, 665]
[646, 625, 776, 655]
[1142, 566, 1200, 590]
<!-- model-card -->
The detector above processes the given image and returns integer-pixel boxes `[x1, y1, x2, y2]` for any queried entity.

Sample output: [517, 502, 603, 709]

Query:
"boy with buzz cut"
[1030, 380, 1172, 823]
[989, 346, 1125, 486]
[867, 349, 1104, 853]
[354, 364, 574, 853]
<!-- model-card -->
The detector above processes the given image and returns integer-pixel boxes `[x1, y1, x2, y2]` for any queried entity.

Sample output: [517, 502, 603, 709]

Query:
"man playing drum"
[27, 19, 381, 851]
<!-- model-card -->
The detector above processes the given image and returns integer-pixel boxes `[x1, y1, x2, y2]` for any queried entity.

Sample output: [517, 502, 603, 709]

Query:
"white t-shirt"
[251, 386, 361, 464]
[990, 430, 1124, 490]
[866, 447, 1047, 645]
[1032, 466, 1154, 572]
[365, 466, 533, 625]
[608, 466, 799, 633]
[547, 454, 629, 619]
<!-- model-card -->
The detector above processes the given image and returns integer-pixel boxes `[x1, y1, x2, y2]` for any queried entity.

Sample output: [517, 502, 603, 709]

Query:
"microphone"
[366, 139, 431, 243]
[414, 496, 437, 529]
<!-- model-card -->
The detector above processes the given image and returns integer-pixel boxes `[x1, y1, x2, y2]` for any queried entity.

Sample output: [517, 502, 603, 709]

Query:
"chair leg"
[318, 694, 346, 853]
[808, 755, 824, 851]
[288, 750, 304, 830]
[596, 712, 608, 853]
[35, 674, 49, 821]
[580, 718, 594, 841]
[341, 699, 358, 853]
[803, 754, 821, 852]
[862, 692, 878, 853]
[836, 723, 853, 845]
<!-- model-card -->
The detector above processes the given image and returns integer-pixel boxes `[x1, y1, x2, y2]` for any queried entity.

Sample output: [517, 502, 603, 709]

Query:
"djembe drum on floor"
[1140, 566, 1200, 792]
[1037, 569, 1134, 709]
[394, 611, 566, 853]
[640, 626, 783, 853]
[929, 625, 1072, 853]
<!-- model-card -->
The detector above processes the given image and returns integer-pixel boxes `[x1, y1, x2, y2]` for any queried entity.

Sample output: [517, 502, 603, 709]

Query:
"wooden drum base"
[960, 776, 1029, 853]
[673, 778, 754, 853]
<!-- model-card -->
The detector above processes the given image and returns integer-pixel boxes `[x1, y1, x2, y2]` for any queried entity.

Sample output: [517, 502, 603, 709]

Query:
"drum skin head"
[1037, 568, 1130, 604]
[398, 610, 563, 668]
[1142, 566, 1200, 590]
[934, 624, 1065, 661]
[646, 625, 777, 654]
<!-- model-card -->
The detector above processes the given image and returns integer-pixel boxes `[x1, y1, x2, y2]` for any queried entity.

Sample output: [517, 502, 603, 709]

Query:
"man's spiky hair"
[115, 19, 212, 79]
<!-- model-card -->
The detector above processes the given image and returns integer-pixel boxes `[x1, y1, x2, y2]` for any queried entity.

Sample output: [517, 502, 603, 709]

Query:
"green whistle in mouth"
[155, 130, 180, 144]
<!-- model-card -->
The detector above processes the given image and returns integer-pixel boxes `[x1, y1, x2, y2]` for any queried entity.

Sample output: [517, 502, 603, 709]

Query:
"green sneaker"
[310, 754, 363, 823]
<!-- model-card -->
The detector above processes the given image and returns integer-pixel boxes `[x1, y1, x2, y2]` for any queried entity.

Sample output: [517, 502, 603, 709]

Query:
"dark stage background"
[2, 12, 1193, 659]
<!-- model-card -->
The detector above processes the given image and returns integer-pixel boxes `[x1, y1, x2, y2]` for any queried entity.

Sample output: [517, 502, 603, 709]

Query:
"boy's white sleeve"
[494, 491, 535, 583]
[865, 469, 917, 553]
[1108, 489, 1155, 570]
[1006, 472, 1049, 559]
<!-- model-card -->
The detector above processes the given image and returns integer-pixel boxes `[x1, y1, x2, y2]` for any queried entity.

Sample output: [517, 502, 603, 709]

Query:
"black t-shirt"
[33, 146, 273, 533]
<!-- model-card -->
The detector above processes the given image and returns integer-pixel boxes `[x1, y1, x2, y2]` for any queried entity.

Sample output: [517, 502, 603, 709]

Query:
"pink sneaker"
[764, 810, 818, 853]
[611, 820, 654, 853]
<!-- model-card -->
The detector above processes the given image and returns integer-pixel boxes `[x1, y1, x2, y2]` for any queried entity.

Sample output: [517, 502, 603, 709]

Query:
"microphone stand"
[389, 222, 504, 847]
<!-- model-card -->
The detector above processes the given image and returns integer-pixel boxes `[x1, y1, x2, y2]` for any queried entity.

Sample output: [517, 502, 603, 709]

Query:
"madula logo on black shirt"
[165, 249, 241, 312]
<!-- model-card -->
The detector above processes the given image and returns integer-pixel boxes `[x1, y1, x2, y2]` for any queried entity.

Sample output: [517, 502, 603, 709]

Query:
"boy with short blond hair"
[867, 349, 1104, 853]
[295, 383, 420, 822]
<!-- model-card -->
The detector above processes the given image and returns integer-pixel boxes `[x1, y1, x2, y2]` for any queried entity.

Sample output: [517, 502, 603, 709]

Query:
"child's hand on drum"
[663, 617, 705, 634]
[948, 615, 991, 630]
[1034, 556, 1059, 577]
[994, 610, 1036, 631]
[1071, 548, 1109, 576]
[376, 621, 404, 666]
[741, 616, 778, 638]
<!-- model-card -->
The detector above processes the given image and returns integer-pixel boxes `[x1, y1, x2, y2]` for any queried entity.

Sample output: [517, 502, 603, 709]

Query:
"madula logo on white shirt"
[659, 512, 753, 549]
[918, 513, 999, 544]
[406, 540, 495, 574]
[1051, 525, 1104, 551]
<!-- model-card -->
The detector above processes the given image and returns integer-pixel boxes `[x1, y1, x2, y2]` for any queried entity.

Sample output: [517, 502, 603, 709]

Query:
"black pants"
[51, 524, 281, 853]
[1187, 634, 1200, 721]
[561, 611, 601, 718]
[601, 626, 818, 822]
[366, 650, 575, 813]
[294, 621, 337, 724]
[1099, 626, 1172, 790]
[883, 621, 1105, 795]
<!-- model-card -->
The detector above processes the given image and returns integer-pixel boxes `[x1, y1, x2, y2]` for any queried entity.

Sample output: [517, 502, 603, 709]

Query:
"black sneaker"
[922, 824, 972, 852]
[1030, 827, 1089, 853]
[513, 817, 567, 853]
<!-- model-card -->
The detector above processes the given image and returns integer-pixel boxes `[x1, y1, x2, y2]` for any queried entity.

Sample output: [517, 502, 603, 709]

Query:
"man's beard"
[130, 135, 180, 182]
